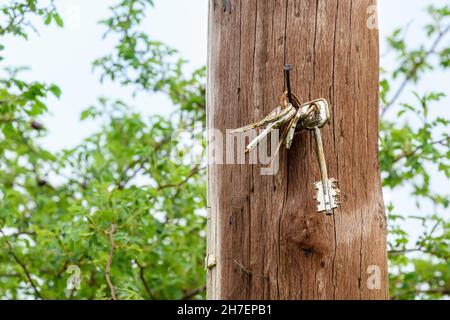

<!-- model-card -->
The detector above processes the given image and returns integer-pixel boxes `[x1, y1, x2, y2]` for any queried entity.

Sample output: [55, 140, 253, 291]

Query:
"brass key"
[302, 99, 340, 215]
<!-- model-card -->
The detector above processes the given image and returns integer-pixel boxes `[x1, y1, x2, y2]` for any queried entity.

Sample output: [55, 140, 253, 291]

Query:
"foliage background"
[0, 0, 449, 299]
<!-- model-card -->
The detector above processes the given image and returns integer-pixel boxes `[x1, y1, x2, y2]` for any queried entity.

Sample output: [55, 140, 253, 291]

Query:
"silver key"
[302, 99, 340, 215]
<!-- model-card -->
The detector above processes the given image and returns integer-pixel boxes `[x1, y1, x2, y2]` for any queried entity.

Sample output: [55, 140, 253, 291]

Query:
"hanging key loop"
[301, 99, 330, 130]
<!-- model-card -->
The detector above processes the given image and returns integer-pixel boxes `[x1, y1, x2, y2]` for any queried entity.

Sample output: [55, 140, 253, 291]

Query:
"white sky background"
[1, 1, 449, 247]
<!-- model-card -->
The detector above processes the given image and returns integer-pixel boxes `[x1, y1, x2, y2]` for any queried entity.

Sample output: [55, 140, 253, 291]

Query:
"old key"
[301, 99, 340, 215]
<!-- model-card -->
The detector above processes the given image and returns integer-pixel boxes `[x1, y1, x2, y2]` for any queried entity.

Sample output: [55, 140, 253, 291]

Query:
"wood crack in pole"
[207, 0, 388, 300]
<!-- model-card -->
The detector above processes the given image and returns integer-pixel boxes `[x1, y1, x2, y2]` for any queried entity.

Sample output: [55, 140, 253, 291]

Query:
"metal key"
[301, 99, 340, 215]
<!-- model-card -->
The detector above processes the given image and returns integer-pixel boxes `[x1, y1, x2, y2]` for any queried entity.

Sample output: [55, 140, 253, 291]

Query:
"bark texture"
[207, 0, 388, 300]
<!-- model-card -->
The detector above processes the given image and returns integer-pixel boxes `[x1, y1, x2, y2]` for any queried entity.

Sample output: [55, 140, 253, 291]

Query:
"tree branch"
[392, 137, 450, 163]
[105, 224, 118, 300]
[419, 288, 450, 295]
[135, 261, 153, 299]
[116, 138, 171, 190]
[1, 230, 42, 299]
[117, 158, 144, 190]
[388, 248, 424, 256]
[382, 24, 450, 116]
[157, 165, 205, 190]
[181, 285, 206, 300]
[0, 273, 21, 278]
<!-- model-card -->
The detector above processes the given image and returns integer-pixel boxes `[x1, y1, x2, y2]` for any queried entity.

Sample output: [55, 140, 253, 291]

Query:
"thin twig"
[395, 287, 450, 299]
[105, 224, 118, 300]
[392, 137, 450, 163]
[158, 165, 205, 190]
[381, 20, 414, 58]
[0, 273, 21, 278]
[116, 138, 171, 190]
[1, 230, 42, 299]
[117, 158, 143, 190]
[135, 261, 153, 299]
[181, 285, 206, 300]
[389, 220, 443, 257]
[382, 24, 450, 116]
[419, 288, 450, 295]
[388, 248, 424, 256]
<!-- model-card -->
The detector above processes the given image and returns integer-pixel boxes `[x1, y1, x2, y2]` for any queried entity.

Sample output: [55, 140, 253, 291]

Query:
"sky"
[1, 0, 444, 150]
[2, 0, 208, 151]
[2, 0, 447, 148]
[1, 0, 449, 245]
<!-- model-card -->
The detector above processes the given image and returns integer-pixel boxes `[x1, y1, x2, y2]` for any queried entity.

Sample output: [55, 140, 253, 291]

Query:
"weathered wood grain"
[207, 0, 388, 300]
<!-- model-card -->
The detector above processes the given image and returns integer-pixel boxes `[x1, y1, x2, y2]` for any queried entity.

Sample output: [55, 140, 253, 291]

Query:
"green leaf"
[44, 14, 52, 25]
[49, 84, 62, 98]
[53, 13, 64, 27]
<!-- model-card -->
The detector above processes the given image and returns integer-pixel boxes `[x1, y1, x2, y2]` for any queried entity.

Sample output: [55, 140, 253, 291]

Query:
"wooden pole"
[207, 0, 388, 300]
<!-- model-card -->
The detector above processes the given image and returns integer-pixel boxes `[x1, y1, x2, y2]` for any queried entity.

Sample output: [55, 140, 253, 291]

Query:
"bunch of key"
[231, 67, 340, 215]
